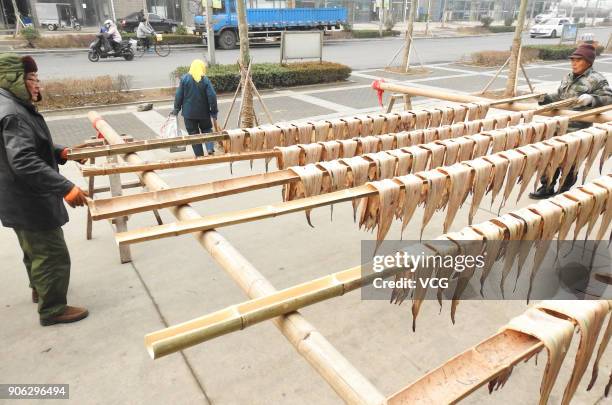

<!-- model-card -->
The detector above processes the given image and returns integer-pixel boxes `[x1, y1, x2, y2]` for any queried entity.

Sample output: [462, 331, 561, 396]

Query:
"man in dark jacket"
[0, 54, 89, 326]
[172, 59, 219, 156]
[531, 43, 612, 199]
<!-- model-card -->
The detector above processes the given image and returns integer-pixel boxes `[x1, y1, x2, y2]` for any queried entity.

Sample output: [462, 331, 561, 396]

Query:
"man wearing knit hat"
[0, 54, 89, 326]
[531, 43, 612, 199]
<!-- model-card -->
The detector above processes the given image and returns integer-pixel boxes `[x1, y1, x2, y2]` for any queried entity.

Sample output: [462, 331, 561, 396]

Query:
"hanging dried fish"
[557, 136, 580, 187]
[319, 141, 341, 161]
[475, 101, 490, 119]
[505, 126, 520, 150]
[405, 146, 429, 173]
[368, 114, 386, 135]
[550, 194, 580, 242]
[410, 243, 439, 330]
[472, 134, 492, 156]
[278, 122, 299, 146]
[501, 308, 575, 405]
[556, 116, 570, 135]
[341, 156, 371, 220]
[494, 115, 509, 129]
[383, 113, 401, 133]
[225, 128, 246, 154]
[439, 107, 453, 126]
[516, 145, 541, 201]
[453, 105, 467, 122]
[580, 183, 608, 240]
[379, 134, 395, 151]
[423, 143, 446, 170]
[296, 123, 314, 144]
[440, 164, 472, 233]
[299, 143, 323, 165]
[483, 154, 510, 208]
[439, 140, 460, 166]
[481, 117, 496, 131]
[582, 127, 607, 182]
[329, 118, 347, 140]
[536, 300, 610, 405]
[543, 139, 567, 182]
[594, 123, 612, 172]
[466, 159, 494, 225]
[338, 139, 358, 158]
[448, 228, 484, 323]
[587, 305, 612, 392]
[395, 131, 412, 148]
[343, 117, 362, 138]
[409, 129, 424, 145]
[492, 213, 525, 297]
[286, 164, 324, 227]
[395, 174, 423, 238]
[276, 145, 302, 170]
[508, 111, 522, 126]
[465, 119, 481, 135]
[465, 103, 479, 121]
[245, 127, 265, 151]
[358, 179, 401, 251]
[356, 115, 374, 136]
[365, 152, 397, 180]
[422, 128, 438, 143]
[358, 136, 380, 154]
[418, 170, 448, 237]
[471, 221, 504, 296]
[318, 160, 348, 220]
[427, 109, 442, 127]
[263, 125, 283, 150]
[313, 121, 330, 142]
[499, 149, 525, 208]
[533, 143, 554, 189]
[509, 208, 542, 292]
[455, 136, 477, 162]
[397, 111, 416, 131]
[572, 131, 594, 180]
[593, 176, 612, 240]
[517, 124, 533, 147]
[413, 110, 429, 129]
[531, 121, 546, 143]
[521, 109, 535, 123]
[489, 130, 508, 154]
[450, 122, 466, 137]
[386, 149, 412, 176]
[543, 119, 558, 140]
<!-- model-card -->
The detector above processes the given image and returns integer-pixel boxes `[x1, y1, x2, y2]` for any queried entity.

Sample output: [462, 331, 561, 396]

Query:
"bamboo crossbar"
[114, 126, 610, 246]
[89, 111, 386, 404]
[81, 150, 278, 177]
[88, 117, 547, 220]
[387, 331, 544, 404]
[374, 82, 612, 123]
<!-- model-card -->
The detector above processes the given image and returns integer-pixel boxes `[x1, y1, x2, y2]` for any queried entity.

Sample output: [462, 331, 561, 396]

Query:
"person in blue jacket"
[171, 59, 219, 156]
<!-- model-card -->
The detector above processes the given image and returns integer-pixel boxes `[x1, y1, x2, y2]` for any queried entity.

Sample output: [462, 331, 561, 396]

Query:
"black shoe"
[529, 184, 556, 200]
[558, 172, 578, 194]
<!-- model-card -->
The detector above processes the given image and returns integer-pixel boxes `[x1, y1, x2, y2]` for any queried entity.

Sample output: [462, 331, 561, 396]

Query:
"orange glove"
[64, 186, 89, 208]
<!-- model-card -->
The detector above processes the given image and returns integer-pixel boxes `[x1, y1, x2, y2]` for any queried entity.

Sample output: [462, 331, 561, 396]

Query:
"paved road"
[36, 27, 612, 88]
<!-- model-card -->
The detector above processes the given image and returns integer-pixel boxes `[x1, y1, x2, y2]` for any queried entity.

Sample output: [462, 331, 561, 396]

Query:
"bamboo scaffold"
[88, 111, 386, 405]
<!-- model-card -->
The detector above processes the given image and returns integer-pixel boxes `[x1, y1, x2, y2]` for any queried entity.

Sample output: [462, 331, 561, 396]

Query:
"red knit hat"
[21, 56, 38, 74]
[570, 43, 596, 65]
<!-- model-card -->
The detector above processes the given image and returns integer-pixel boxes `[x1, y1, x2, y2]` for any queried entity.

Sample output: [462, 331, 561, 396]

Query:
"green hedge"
[173, 62, 352, 93]
[121, 32, 202, 44]
[487, 25, 515, 33]
[524, 44, 604, 60]
[351, 29, 401, 38]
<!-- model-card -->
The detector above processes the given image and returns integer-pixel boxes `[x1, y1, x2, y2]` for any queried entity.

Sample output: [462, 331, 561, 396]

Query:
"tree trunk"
[504, 0, 528, 97]
[400, 0, 416, 71]
[237, 0, 254, 128]
[440, 0, 447, 27]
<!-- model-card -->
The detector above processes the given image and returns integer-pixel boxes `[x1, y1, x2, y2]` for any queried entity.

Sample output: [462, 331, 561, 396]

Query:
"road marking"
[132, 109, 170, 136]
[277, 90, 356, 113]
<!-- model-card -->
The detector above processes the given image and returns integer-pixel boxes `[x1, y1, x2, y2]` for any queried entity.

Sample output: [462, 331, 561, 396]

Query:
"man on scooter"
[103, 20, 122, 54]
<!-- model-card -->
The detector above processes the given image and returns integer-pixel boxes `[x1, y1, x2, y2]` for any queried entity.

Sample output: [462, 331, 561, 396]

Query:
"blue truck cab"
[194, 0, 347, 50]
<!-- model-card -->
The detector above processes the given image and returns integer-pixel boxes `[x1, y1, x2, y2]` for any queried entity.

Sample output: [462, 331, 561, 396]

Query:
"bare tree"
[237, 0, 255, 128]
[400, 0, 416, 71]
[504, 0, 528, 96]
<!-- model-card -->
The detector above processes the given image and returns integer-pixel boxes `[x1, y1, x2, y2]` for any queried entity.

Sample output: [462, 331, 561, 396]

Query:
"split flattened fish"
[455, 136, 477, 162]
[354, 115, 373, 136]
[368, 114, 386, 135]
[508, 111, 522, 126]
[409, 129, 424, 146]
[516, 145, 541, 201]
[394, 131, 412, 148]
[319, 140, 341, 161]
[448, 228, 484, 323]
[379, 134, 395, 151]
[475, 101, 490, 119]
[471, 221, 504, 296]
[341, 156, 371, 220]
[299, 143, 323, 165]
[465, 103, 479, 121]
[543, 139, 567, 183]
[508, 208, 542, 294]
[365, 152, 397, 180]
[500, 308, 574, 405]
[262, 124, 283, 150]
[439, 140, 460, 166]
[494, 115, 509, 129]
[422, 128, 438, 144]
[452, 104, 468, 122]
[296, 123, 314, 144]
[383, 113, 401, 133]
[556, 116, 570, 135]
[498, 149, 525, 209]
[422, 143, 446, 170]
[358, 136, 381, 155]
[318, 160, 348, 220]
[556, 136, 580, 187]
[276, 145, 301, 170]
[582, 127, 607, 183]
[521, 109, 535, 123]
[418, 170, 448, 237]
[410, 244, 439, 331]
[413, 110, 429, 129]
[328, 118, 348, 140]
[483, 154, 510, 208]
[277, 122, 299, 146]
[358, 179, 401, 253]
[465, 158, 494, 225]
[491, 214, 525, 297]
[287, 164, 324, 227]
[592, 176, 612, 240]
[480, 117, 495, 131]
[397, 111, 417, 131]
[465, 119, 481, 135]
[440, 107, 454, 126]
[542, 119, 558, 140]
[386, 149, 412, 177]
[427, 109, 442, 127]
[394, 174, 423, 238]
[338, 139, 358, 158]
[517, 124, 533, 146]
[489, 130, 508, 154]
[580, 183, 608, 240]
[531, 121, 547, 143]
[244, 127, 265, 151]
[440, 163, 472, 233]
[587, 304, 612, 392]
[405, 146, 429, 173]
[504, 126, 520, 150]
[549, 194, 580, 243]
[450, 122, 466, 137]
[532, 143, 554, 189]
[312, 121, 330, 142]
[225, 128, 246, 154]
[437, 125, 452, 141]
[594, 123, 612, 172]
[536, 300, 610, 405]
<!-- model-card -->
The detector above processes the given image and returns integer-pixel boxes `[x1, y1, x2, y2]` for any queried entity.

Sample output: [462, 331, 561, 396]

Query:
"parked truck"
[194, 0, 347, 49]
[35, 3, 80, 31]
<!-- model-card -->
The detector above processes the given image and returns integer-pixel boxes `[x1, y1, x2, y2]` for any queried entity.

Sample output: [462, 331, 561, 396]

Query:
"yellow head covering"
[188, 59, 207, 83]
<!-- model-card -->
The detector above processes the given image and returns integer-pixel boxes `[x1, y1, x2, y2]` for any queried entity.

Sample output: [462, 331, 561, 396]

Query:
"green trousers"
[14, 228, 70, 320]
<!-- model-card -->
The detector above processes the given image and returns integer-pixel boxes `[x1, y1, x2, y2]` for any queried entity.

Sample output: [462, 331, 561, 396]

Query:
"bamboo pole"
[88, 111, 386, 405]
[114, 128, 611, 247]
[373, 82, 612, 123]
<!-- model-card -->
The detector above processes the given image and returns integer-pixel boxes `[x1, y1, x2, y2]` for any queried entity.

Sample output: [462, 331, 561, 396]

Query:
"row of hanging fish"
[281, 116, 595, 232]
[222, 102, 494, 154]
[494, 300, 612, 405]
[275, 111, 535, 169]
